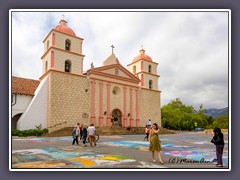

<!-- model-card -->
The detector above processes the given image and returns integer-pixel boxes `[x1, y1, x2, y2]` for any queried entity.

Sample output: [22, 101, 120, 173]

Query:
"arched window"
[148, 65, 152, 73]
[65, 60, 71, 72]
[149, 80, 153, 89]
[45, 61, 48, 72]
[47, 40, 49, 50]
[133, 65, 136, 74]
[65, 39, 71, 51]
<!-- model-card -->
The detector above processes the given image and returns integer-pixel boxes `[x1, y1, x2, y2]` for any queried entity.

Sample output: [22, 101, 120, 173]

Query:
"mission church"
[12, 19, 161, 133]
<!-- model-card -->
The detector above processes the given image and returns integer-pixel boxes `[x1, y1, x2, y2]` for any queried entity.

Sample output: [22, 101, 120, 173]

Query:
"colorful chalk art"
[100, 137, 228, 166]
[12, 145, 166, 168]
[12, 134, 229, 168]
[12, 147, 138, 168]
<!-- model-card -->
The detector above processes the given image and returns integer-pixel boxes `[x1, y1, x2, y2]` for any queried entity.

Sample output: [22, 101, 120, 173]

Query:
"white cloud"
[11, 10, 229, 109]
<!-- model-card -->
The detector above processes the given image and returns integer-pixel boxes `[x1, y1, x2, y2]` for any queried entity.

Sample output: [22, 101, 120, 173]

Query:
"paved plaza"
[11, 132, 229, 169]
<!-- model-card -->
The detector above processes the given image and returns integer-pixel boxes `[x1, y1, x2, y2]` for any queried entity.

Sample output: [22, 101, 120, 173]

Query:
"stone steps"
[43, 126, 175, 137]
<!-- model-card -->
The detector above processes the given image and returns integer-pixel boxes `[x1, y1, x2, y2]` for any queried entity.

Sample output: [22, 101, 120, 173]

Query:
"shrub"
[42, 128, 49, 134]
[12, 129, 21, 136]
[12, 128, 49, 137]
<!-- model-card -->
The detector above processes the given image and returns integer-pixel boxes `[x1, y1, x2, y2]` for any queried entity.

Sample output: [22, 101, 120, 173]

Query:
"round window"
[112, 86, 120, 96]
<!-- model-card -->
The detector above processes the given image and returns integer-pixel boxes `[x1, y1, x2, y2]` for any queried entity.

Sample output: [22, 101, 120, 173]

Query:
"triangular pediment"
[88, 64, 140, 83]
[103, 53, 119, 66]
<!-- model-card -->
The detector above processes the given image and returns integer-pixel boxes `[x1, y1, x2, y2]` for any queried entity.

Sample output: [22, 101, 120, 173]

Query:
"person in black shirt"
[79, 124, 83, 140]
[211, 127, 225, 167]
[82, 124, 88, 147]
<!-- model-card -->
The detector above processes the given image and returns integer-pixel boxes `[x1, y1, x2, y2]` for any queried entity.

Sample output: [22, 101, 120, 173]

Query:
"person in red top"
[144, 125, 150, 141]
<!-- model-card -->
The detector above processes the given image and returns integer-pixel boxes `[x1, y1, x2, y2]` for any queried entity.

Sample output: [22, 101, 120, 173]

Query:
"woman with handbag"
[149, 123, 164, 164]
[211, 127, 225, 167]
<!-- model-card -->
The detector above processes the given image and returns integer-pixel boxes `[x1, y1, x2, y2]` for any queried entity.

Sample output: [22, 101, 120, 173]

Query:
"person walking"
[144, 125, 150, 141]
[72, 125, 79, 145]
[77, 123, 80, 141]
[147, 119, 152, 126]
[149, 123, 163, 164]
[81, 124, 88, 147]
[87, 123, 97, 147]
[79, 124, 83, 140]
[211, 127, 225, 167]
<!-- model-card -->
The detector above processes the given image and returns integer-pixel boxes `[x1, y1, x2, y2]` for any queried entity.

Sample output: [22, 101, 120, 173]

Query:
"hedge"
[12, 128, 49, 137]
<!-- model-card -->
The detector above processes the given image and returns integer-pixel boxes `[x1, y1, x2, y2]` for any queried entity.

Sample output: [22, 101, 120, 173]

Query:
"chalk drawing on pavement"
[12, 147, 136, 168]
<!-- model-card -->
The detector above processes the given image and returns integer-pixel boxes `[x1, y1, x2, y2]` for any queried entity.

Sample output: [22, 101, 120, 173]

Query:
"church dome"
[54, 19, 76, 37]
[133, 49, 152, 62]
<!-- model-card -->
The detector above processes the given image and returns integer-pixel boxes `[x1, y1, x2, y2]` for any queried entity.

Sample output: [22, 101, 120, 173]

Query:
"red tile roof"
[54, 25, 76, 36]
[54, 19, 76, 37]
[133, 49, 153, 62]
[12, 76, 40, 96]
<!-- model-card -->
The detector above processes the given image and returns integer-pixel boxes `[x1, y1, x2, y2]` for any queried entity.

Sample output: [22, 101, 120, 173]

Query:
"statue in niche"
[91, 62, 94, 69]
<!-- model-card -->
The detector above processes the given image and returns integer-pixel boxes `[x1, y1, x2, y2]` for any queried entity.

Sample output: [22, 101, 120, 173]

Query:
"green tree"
[161, 98, 209, 130]
[212, 113, 229, 129]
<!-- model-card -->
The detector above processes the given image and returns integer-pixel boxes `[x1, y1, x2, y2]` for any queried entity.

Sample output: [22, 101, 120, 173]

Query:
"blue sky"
[11, 10, 229, 109]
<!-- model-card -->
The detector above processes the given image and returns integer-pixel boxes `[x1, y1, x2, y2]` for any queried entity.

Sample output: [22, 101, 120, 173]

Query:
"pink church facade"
[15, 19, 162, 133]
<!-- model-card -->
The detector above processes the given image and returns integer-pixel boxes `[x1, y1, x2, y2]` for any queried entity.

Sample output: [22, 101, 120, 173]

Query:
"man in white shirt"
[147, 119, 152, 127]
[87, 123, 96, 147]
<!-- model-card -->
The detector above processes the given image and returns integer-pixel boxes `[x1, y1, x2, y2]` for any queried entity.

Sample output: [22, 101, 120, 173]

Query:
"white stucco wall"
[12, 94, 33, 117]
[17, 76, 49, 130]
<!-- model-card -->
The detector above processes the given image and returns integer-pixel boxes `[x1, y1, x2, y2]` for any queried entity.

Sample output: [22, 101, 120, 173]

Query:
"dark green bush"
[11, 128, 49, 137]
[12, 129, 21, 136]
[42, 128, 49, 134]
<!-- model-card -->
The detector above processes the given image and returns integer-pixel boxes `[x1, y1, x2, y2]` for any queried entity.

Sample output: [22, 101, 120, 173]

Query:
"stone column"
[90, 80, 96, 125]
[107, 83, 112, 126]
[52, 33, 55, 46]
[51, 51, 54, 68]
[135, 88, 140, 127]
[98, 81, 104, 126]
[123, 86, 127, 127]
[141, 74, 144, 86]
[130, 88, 134, 127]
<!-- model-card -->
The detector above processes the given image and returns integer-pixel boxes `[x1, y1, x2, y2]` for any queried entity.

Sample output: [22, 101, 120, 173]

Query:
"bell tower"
[41, 19, 85, 75]
[127, 48, 160, 90]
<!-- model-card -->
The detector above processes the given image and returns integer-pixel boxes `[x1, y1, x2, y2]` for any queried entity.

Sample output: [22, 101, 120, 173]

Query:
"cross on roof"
[111, 45, 115, 54]
[62, 14, 65, 20]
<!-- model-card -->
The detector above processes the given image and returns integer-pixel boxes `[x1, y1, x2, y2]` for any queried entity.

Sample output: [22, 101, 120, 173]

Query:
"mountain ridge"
[206, 107, 228, 118]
